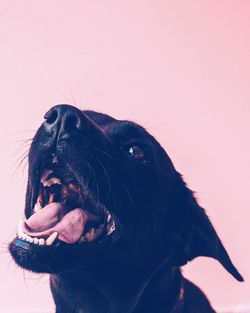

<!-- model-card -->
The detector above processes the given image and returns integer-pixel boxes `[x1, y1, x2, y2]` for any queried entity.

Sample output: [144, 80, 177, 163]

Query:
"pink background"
[0, 1, 249, 311]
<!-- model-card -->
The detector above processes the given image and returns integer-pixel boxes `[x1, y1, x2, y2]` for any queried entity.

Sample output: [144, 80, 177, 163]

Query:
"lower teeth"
[17, 208, 115, 247]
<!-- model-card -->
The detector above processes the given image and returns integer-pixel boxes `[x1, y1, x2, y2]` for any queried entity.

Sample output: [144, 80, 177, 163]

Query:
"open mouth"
[17, 162, 116, 247]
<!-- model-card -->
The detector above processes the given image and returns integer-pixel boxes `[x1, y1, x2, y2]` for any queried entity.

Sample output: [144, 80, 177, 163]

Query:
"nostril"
[43, 105, 85, 142]
[44, 109, 58, 124]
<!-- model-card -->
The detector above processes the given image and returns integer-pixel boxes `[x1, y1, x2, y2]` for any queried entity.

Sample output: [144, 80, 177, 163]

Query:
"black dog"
[9, 104, 243, 313]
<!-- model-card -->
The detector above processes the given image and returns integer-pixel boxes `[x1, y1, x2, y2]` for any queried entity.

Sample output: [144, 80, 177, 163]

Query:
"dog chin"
[9, 231, 117, 274]
[9, 238, 66, 273]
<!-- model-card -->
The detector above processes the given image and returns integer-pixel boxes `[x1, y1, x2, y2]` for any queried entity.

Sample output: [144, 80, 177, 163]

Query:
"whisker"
[68, 85, 78, 108]
[5, 137, 33, 149]
[12, 147, 30, 166]
[93, 147, 114, 161]
[122, 182, 134, 206]
[94, 157, 111, 198]
[57, 89, 72, 104]
[10, 152, 29, 181]
[141, 112, 159, 128]
[15, 129, 36, 135]
[22, 268, 29, 291]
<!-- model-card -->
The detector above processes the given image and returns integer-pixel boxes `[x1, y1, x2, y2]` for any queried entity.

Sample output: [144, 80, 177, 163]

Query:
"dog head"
[9, 104, 243, 282]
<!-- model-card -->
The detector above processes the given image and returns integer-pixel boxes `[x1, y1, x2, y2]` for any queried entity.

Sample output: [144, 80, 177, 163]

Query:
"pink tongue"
[24, 203, 89, 244]
[26, 202, 68, 232]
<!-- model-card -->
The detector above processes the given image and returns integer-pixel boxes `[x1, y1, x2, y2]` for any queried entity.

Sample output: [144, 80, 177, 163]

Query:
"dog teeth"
[41, 169, 53, 185]
[49, 193, 55, 204]
[107, 221, 116, 236]
[106, 212, 116, 236]
[16, 221, 56, 246]
[107, 213, 111, 223]
[41, 169, 62, 187]
[39, 238, 45, 245]
[46, 232, 58, 246]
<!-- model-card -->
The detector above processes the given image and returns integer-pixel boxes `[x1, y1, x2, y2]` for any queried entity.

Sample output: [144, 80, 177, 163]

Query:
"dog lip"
[40, 169, 62, 187]
[22, 186, 117, 246]
[17, 208, 116, 246]
[23, 204, 101, 244]
[21, 160, 118, 247]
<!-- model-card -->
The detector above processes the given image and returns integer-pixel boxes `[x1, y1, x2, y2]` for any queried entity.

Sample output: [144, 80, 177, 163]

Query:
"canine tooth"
[39, 238, 45, 245]
[41, 170, 53, 185]
[46, 232, 58, 246]
[107, 222, 115, 236]
[34, 237, 39, 244]
[34, 202, 42, 212]
[41, 168, 62, 186]
[49, 193, 55, 203]
[107, 214, 111, 223]
[41, 169, 52, 179]
[41, 170, 62, 187]
[22, 233, 28, 240]
[45, 177, 62, 187]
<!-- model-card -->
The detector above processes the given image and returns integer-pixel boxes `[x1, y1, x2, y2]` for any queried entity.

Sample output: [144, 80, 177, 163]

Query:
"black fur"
[9, 104, 243, 313]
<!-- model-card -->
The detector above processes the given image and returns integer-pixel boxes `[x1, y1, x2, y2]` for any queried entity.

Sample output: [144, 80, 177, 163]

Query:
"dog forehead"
[83, 110, 116, 126]
[84, 110, 150, 141]
[108, 121, 148, 139]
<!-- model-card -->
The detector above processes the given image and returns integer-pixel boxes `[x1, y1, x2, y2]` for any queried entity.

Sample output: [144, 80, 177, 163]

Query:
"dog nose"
[44, 104, 85, 141]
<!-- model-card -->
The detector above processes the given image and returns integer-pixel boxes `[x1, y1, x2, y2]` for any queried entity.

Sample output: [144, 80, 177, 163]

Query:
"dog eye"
[128, 146, 145, 161]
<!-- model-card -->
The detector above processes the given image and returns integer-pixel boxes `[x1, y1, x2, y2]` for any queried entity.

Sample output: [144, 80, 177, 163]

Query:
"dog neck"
[50, 260, 184, 313]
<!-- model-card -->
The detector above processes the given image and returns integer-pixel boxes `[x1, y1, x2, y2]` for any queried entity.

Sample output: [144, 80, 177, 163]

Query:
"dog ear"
[169, 177, 244, 282]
